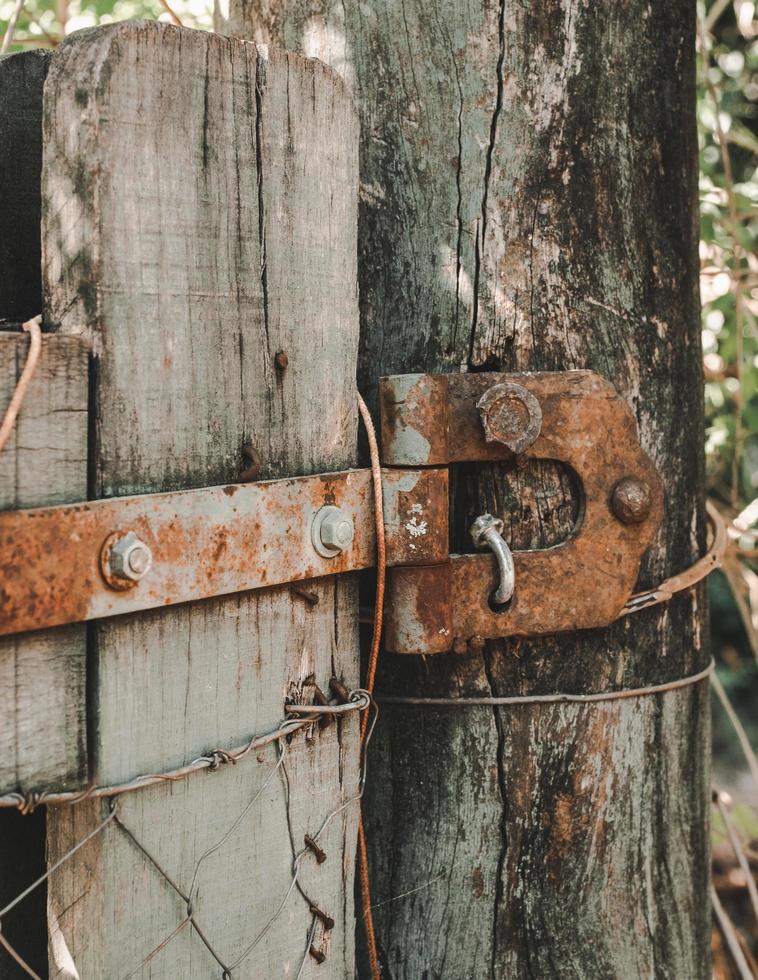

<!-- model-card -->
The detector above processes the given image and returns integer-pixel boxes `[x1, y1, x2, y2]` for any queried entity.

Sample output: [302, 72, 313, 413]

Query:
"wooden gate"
[0, 22, 362, 978]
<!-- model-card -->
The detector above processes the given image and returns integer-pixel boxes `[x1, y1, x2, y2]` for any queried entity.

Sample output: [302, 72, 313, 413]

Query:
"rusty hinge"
[380, 370, 663, 654]
[0, 370, 661, 646]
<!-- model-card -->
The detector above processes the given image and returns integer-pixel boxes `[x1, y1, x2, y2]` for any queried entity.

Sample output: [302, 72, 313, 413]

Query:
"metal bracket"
[380, 370, 664, 654]
[0, 370, 661, 647]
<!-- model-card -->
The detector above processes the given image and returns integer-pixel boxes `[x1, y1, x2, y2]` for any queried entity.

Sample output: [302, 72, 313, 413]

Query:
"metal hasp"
[380, 371, 664, 654]
[0, 467, 448, 637]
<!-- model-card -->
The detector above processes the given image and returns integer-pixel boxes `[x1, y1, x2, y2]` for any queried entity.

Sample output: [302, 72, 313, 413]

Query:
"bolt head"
[476, 382, 542, 453]
[611, 477, 652, 525]
[470, 513, 505, 550]
[105, 531, 153, 586]
[312, 506, 354, 558]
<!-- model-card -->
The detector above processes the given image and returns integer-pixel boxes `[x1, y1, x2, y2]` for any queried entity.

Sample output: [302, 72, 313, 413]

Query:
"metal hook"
[470, 515, 515, 606]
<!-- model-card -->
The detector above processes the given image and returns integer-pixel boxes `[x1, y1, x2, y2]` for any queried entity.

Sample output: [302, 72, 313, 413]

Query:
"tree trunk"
[218, 2, 709, 976]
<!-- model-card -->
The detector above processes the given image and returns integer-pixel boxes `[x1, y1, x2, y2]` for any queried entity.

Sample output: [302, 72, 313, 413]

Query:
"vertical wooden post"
[0, 50, 89, 978]
[221, 2, 710, 976]
[43, 23, 360, 977]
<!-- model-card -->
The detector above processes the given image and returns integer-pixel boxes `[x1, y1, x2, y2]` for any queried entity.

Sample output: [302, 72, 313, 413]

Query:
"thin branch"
[712, 884, 755, 980]
[714, 789, 758, 927]
[157, 0, 183, 27]
[1, 0, 27, 53]
[712, 671, 758, 794]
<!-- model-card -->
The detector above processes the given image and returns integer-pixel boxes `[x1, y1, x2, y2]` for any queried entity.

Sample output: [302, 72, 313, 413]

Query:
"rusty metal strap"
[0, 466, 446, 637]
[619, 499, 726, 615]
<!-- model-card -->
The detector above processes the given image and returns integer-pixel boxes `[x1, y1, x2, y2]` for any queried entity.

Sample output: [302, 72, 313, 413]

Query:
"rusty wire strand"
[228, 700, 379, 973]
[0, 316, 41, 453]
[356, 391, 386, 980]
[619, 500, 726, 615]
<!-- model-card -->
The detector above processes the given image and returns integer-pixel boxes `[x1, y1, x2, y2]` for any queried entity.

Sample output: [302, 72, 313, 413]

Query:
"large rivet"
[101, 531, 153, 590]
[611, 477, 652, 525]
[476, 382, 542, 453]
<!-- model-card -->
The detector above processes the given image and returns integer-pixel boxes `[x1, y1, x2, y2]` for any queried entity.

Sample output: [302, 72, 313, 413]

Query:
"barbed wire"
[0, 691, 370, 811]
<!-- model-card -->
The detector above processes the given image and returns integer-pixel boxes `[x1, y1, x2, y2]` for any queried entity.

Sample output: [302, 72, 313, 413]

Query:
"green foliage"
[699, 0, 758, 506]
[0, 0, 211, 49]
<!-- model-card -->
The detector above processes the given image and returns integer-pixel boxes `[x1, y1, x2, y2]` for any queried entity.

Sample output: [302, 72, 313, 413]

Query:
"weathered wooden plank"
[221, 2, 709, 977]
[0, 48, 89, 980]
[0, 333, 88, 980]
[44, 22, 360, 977]
[0, 333, 88, 792]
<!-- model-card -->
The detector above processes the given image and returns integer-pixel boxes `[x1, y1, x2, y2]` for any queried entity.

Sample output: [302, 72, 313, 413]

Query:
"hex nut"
[101, 531, 153, 589]
[476, 382, 542, 453]
[312, 505, 354, 558]
[611, 477, 652, 525]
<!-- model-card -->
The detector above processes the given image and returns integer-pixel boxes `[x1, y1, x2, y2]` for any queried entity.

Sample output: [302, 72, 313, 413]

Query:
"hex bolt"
[476, 382, 542, 454]
[311, 505, 355, 558]
[611, 476, 652, 525]
[103, 531, 153, 589]
[470, 514, 515, 606]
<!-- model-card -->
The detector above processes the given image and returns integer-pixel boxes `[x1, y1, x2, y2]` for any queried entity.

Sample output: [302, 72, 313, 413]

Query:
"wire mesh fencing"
[0, 689, 375, 980]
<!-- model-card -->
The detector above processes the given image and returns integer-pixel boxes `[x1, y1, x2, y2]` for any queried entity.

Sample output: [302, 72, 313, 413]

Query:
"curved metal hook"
[470, 514, 515, 606]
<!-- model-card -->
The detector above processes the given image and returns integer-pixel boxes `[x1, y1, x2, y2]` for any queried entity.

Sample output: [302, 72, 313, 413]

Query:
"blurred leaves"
[0, 0, 211, 49]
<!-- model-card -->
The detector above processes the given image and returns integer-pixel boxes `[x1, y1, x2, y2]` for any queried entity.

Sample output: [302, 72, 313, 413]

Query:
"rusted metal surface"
[0, 466, 447, 637]
[380, 467, 448, 566]
[381, 370, 664, 654]
[476, 381, 542, 453]
[379, 374, 449, 466]
[384, 563, 453, 655]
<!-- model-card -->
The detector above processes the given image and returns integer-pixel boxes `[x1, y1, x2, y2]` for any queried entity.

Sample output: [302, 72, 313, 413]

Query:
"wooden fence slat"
[0, 50, 90, 980]
[0, 333, 89, 792]
[44, 23, 359, 977]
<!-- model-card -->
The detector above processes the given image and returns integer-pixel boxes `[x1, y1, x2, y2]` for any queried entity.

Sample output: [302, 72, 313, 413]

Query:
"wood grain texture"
[219, 1, 710, 976]
[44, 22, 360, 977]
[0, 334, 88, 980]
[0, 51, 88, 977]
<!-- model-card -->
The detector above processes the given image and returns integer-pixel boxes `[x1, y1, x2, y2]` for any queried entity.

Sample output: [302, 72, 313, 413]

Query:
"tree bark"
[218, 2, 709, 976]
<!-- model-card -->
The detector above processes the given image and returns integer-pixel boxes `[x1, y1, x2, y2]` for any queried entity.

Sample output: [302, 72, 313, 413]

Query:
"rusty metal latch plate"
[380, 370, 664, 654]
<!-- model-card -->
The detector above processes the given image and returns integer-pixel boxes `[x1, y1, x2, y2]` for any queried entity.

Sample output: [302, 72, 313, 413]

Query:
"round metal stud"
[611, 477, 652, 525]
